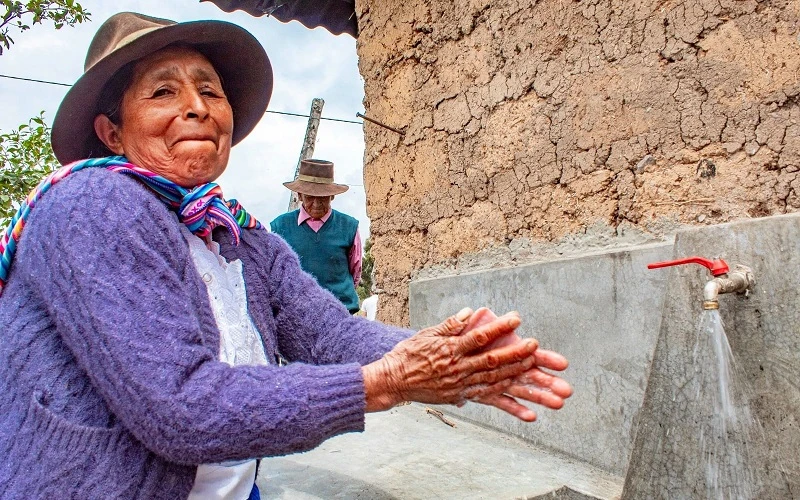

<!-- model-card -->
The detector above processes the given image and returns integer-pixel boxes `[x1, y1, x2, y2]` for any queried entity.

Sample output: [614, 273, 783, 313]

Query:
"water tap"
[647, 257, 756, 309]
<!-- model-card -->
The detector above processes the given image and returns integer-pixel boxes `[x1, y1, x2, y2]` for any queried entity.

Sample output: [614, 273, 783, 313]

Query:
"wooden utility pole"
[287, 98, 325, 211]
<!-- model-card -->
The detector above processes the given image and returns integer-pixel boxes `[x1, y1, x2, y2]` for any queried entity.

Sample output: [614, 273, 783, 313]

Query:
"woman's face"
[95, 46, 233, 187]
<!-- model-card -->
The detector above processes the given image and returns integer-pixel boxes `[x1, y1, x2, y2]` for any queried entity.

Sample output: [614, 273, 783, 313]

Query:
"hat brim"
[283, 180, 349, 196]
[52, 20, 272, 165]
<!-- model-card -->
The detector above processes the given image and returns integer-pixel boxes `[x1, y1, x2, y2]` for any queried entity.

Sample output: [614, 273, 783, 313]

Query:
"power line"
[0, 74, 72, 87]
[0, 73, 363, 125]
[265, 109, 361, 124]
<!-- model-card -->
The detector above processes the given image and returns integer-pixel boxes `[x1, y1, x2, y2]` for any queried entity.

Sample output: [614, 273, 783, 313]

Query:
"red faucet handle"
[647, 257, 730, 276]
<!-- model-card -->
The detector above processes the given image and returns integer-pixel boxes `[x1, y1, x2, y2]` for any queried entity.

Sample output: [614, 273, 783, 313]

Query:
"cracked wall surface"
[355, 0, 800, 326]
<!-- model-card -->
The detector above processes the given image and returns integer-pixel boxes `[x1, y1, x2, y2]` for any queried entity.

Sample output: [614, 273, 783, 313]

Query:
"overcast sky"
[0, 0, 371, 241]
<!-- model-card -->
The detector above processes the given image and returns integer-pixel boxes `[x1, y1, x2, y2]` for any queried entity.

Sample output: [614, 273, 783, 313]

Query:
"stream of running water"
[693, 310, 762, 499]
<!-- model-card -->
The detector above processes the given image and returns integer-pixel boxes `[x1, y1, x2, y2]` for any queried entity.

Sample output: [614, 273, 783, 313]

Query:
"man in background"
[271, 159, 361, 314]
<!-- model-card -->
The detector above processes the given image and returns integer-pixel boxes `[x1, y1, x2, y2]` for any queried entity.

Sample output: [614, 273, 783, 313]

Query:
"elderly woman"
[0, 12, 572, 500]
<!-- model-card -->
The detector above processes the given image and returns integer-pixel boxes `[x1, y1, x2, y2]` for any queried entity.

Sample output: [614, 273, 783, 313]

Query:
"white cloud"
[0, 0, 370, 242]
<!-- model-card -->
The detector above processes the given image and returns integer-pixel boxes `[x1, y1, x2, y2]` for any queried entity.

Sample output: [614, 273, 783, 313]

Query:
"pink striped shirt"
[297, 206, 362, 287]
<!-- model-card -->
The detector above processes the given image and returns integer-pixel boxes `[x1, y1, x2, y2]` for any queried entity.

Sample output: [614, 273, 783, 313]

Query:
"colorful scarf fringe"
[0, 156, 262, 295]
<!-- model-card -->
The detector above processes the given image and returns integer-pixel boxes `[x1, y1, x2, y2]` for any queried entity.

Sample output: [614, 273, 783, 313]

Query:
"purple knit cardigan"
[0, 169, 411, 499]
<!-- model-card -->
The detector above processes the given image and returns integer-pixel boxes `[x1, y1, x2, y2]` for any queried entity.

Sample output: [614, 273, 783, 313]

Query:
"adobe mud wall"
[355, 0, 800, 325]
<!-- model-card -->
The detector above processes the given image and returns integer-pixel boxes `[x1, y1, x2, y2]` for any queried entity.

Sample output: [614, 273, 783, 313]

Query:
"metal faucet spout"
[647, 257, 756, 310]
[703, 279, 722, 307]
[702, 265, 755, 310]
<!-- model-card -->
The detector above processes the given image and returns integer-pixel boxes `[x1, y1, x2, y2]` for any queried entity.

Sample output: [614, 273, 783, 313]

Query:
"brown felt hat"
[51, 12, 272, 165]
[283, 159, 349, 196]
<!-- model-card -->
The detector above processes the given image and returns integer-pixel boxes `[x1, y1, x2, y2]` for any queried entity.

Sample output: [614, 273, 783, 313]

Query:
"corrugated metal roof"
[203, 0, 357, 37]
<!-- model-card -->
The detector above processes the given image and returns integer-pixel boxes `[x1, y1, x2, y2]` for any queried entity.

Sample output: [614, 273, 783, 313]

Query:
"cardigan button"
[202, 273, 213, 283]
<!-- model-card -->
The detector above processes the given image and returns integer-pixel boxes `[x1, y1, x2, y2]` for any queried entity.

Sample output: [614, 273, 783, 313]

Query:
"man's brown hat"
[283, 159, 349, 196]
[51, 12, 272, 165]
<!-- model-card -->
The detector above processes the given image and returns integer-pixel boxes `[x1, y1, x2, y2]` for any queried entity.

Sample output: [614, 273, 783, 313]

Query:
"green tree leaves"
[1, 1, 90, 226]
[1, 0, 90, 54]
[356, 237, 374, 303]
[0, 111, 60, 226]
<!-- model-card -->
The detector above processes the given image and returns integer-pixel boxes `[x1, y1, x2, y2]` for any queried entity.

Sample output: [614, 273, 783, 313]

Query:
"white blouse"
[181, 227, 269, 500]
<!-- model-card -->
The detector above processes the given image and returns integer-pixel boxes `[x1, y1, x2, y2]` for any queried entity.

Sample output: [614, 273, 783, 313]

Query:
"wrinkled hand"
[362, 308, 539, 413]
[461, 308, 573, 422]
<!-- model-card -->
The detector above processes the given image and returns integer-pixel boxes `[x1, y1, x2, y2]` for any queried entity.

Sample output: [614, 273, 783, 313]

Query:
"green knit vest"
[270, 209, 360, 312]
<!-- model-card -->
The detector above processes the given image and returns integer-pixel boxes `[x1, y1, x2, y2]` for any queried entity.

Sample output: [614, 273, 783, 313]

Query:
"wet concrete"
[258, 403, 622, 499]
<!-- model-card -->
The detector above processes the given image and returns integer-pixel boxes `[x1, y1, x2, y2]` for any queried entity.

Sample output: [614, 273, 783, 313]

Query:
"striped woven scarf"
[0, 156, 262, 295]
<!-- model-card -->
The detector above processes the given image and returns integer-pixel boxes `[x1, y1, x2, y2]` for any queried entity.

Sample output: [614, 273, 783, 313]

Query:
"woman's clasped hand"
[363, 307, 573, 421]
